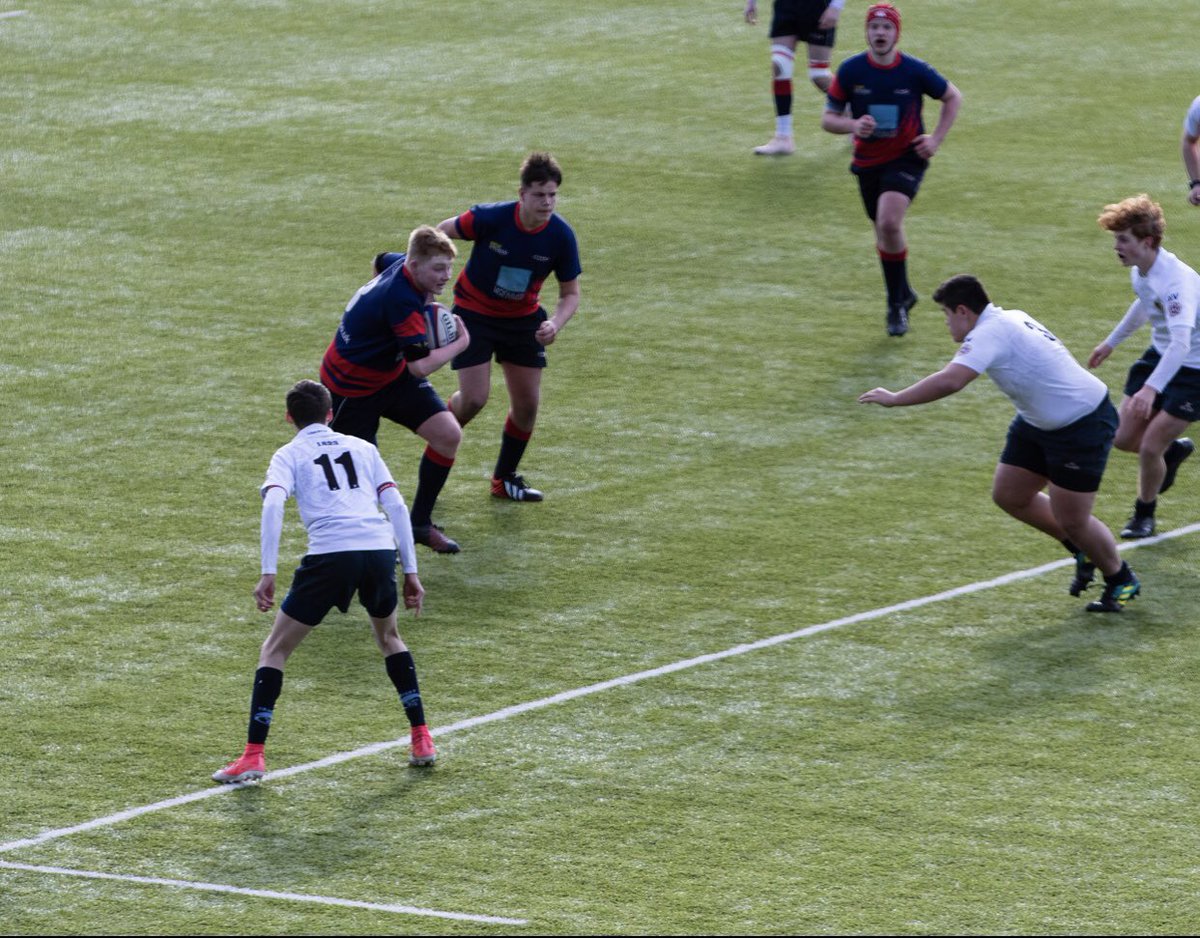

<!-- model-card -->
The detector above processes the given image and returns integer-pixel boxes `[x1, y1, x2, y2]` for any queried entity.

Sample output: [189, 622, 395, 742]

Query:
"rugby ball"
[424, 303, 458, 349]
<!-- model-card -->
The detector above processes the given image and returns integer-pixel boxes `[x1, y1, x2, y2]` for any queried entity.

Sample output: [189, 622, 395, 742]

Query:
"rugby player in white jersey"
[213, 379, 436, 784]
[1182, 95, 1200, 207]
[1090, 194, 1199, 539]
[859, 274, 1140, 613]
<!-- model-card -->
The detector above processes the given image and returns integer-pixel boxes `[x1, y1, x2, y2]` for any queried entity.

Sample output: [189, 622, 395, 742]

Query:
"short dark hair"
[932, 274, 990, 314]
[286, 379, 332, 428]
[520, 151, 562, 188]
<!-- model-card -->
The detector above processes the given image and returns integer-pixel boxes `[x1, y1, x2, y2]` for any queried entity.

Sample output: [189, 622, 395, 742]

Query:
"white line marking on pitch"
[0, 10, 30, 18]
[1, 523, 1194, 861]
[3, 522, 1196, 857]
[0, 860, 527, 925]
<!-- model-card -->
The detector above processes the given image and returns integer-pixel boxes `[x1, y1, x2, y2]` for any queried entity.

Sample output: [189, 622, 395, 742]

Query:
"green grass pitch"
[2, 1, 1198, 933]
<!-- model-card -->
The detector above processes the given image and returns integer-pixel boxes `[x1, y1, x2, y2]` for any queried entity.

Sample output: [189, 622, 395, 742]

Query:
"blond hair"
[1097, 194, 1165, 248]
[406, 225, 457, 262]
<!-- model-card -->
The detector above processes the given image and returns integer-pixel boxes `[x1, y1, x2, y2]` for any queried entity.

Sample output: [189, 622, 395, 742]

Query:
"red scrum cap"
[866, 2, 901, 35]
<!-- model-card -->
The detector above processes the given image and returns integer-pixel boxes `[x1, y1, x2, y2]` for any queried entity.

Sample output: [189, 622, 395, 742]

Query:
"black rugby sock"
[247, 666, 283, 745]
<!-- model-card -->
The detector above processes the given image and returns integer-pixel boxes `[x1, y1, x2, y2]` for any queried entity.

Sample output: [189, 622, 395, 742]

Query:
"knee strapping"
[770, 43, 795, 81]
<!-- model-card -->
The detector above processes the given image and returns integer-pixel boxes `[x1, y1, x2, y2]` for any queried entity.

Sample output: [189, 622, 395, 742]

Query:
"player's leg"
[754, 33, 798, 155]
[1047, 483, 1138, 612]
[213, 611, 313, 783]
[410, 409, 463, 553]
[491, 364, 545, 502]
[361, 555, 436, 765]
[1041, 398, 1138, 609]
[992, 421, 1100, 596]
[447, 308, 497, 428]
[449, 361, 492, 428]
[805, 39, 834, 93]
[991, 463, 1063, 539]
[875, 191, 915, 335]
[373, 618, 435, 765]
[1137, 411, 1187, 501]
[1045, 486, 1121, 577]
[385, 376, 462, 553]
[1111, 394, 1149, 454]
[1123, 409, 1190, 538]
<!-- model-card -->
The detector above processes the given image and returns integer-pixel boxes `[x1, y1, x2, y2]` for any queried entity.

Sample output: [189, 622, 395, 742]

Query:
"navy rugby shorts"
[452, 307, 549, 370]
[769, 0, 837, 44]
[281, 550, 399, 626]
[998, 397, 1118, 493]
[1123, 346, 1200, 423]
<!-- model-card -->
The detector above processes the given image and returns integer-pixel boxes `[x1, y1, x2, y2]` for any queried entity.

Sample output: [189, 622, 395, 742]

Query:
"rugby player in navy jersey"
[320, 226, 469, 554]
[431, 152, 583, 503]
[822, 2, 962, 337]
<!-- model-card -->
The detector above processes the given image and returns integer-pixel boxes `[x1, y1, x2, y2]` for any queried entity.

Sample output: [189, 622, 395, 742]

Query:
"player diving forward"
[859, 275, 1140, 613]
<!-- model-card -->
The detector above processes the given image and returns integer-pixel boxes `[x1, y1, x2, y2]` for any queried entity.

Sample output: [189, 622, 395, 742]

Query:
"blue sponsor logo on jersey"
[495, 265, 532, 299]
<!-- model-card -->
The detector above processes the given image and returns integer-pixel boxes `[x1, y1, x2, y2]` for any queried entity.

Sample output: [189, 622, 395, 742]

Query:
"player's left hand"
[913, 134, 939, 159]
[818, 5, 841, 29]
[1129, 385, 1158, 421]
[402, 573, 424, 617]
[535, 319, 559, 346]
[744, 0, 757, 25]
[858, 388, 897, 407]
[254, 574, 276, 612]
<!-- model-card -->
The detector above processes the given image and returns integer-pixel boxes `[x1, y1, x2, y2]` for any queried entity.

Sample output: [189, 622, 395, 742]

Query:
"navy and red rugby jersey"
[449, 201, 581, 319]
[826, 51, 949, 170]
[319, 256, 431, 397]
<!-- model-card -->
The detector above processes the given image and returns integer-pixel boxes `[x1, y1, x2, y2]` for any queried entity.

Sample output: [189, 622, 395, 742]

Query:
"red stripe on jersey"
[320, 340, 406, 397]
[376, 481, 397, 496]
[456, 211, 476, 240]
[853, 109, 924, 168]
[453, 274, 542, 318]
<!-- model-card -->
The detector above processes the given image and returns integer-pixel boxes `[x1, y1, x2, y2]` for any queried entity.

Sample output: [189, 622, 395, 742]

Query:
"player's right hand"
[403, 573, 425, 617]
[1087, 343, 1112, 369]
[254, 574, 276, 612]
[744, 0, 757, 25]
[858, 388, 897, 407]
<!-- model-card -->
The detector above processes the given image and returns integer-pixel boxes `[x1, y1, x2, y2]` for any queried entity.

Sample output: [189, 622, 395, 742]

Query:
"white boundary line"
[3, 522, 1196, 859]
[0, 10, 30, 18]
[0, 860, 527, 926]
[1, 523, 1195, 917]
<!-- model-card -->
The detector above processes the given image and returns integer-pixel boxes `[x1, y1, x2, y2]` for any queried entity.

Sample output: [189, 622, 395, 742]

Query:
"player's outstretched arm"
[859, 363, 977, 407]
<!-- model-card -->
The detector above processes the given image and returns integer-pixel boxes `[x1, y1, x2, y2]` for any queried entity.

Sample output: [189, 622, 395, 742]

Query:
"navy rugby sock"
[411, 447, 454, 527]
[878, 248, 909, 305]
[494, 415, 532, 480]
[247, 666, 283, 745]
[385, 651, 426, 728]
